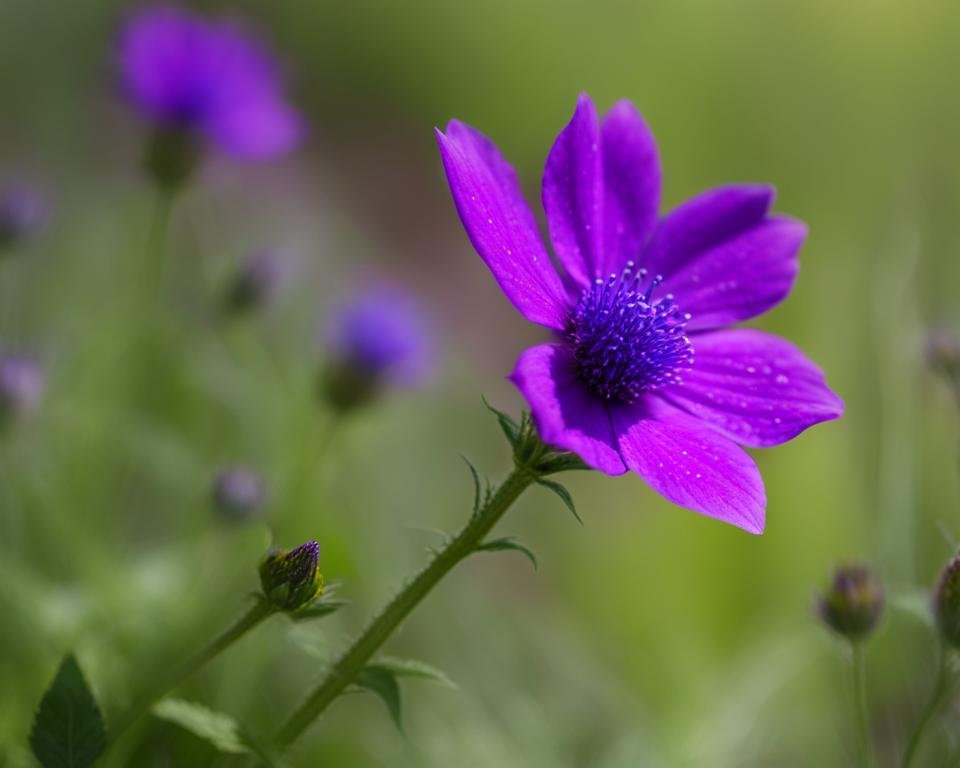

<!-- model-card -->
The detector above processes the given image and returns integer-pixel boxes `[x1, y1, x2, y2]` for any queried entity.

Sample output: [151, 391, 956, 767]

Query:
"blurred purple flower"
[118, 4, 303, 162]
[436, 93, 843, 533]
[0, 353, 44, 424]
[223, 248, 289, 315]
[320, 283, 432, 411]
[0, 186, 47, 250]
[212, 466, 265, 521]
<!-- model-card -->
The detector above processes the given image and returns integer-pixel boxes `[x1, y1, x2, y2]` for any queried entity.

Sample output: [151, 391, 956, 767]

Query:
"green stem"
[146, 188, 174, 299]
[108, 596, 276, 746]
[851, 642, 874, 767]
[902, 643, 949, 768]
[271, 465, 537, 750]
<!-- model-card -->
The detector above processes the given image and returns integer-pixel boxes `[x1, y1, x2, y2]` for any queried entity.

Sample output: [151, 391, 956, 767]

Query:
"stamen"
[570, 265, 694, 402]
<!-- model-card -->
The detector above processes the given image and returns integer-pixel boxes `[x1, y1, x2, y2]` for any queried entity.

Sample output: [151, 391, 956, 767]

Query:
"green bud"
[817, 565, 884, 641]
[259, 540, 323, 612]
[935, 552, 960, 648]
[146, 127, 201, 193]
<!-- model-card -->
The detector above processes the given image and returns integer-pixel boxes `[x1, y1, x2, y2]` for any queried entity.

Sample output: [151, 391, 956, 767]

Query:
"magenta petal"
[207, 98, 303, 159]
[543, 95, 661, 287]
[509, 344, 626, 475]
[542, 94, 603, 287]
[662, 329, 843, 447]
[437, 122, 570, 331]
[612, 399, 766, 533]
[643, 185, 803, 329]
[600, 100, 661, 275]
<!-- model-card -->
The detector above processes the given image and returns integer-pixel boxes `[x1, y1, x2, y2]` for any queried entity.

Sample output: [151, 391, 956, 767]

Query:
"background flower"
[118, 4, 303, 161]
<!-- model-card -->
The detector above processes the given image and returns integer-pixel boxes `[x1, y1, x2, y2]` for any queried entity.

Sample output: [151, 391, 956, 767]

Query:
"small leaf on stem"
[482, 396, 520, 447]
[536, 478, 582, 524]
[30, 654, 107, 768]
[476, 537, 539, 570]
[354, 666, 403, 730]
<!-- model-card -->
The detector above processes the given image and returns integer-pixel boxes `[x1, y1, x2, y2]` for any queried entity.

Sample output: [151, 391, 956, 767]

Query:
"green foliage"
[354, 666, 403, 730]
[29, 655, 106, 768]
[476, 537, 539, 570]
[482, 396, 520, 448]
[152, 698, 249, 754]
[353, 658, 457, 730]
[288, 594, 348, 622]
[536, 478, 582, 525]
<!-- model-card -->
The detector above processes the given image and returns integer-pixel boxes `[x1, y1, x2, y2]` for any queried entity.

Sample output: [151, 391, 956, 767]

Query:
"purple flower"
[436, 93, 842, 533]
[320, 283, 432, 411]
[118, 5, 303, 162]
[0, 186, 47, 250]
[212, 466, 266, 521]
[0, 353, 44, 424]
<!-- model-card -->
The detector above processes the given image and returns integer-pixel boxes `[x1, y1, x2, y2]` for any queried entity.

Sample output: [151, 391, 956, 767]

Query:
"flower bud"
[223, 249, 287, 316]
[926, 329, 960, 382]
[212, 466, 265, 522]
[259, 541, 323, 612]
[319, 283, 432, 413]
[0, 186, 47, 251]
[817, 565, 884, 641]
[934, 552, 960, 648]
[0, 353, 44, 426]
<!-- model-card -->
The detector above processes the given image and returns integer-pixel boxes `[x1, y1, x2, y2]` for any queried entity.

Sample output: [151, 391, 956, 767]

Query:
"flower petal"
[542, 95, 661, 286]
[437, 122, 570, 330]
[206, 97, 304, 159]
[643, 185, 803, 330]
[612, 399, 766, 533]
[600, 100, 661, 275]
[662, 329, 843, 447]
[509, 343, 626, 474]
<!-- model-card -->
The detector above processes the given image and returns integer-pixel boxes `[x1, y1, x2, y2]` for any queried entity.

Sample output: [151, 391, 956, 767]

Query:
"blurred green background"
[2, 0, 960, 765]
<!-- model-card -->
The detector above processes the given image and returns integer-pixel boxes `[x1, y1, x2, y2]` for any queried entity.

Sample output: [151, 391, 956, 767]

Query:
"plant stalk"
[108, 597, 276, 746]
[902, 643, 949, 768]
[271, 464, 536, 750]
[851, 642, 874, 767]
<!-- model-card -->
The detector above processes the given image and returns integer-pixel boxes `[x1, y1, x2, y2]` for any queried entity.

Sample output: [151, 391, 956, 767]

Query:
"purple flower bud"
[0, 353, 44, 425]
[223, 249, 288, 316]
[934, 552, 960, 648]
[0, 187, 47, 250]
[926, 329, 960, 381]
[817, 565, 885, 641]
[212, 466, 265, 522]
[117, 5, 304, 184]
[320, 283, 432, 412]
[259, 540, 323, 612]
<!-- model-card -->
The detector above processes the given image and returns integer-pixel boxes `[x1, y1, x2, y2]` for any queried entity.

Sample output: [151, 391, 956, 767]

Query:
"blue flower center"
[570, 263, 694, 402]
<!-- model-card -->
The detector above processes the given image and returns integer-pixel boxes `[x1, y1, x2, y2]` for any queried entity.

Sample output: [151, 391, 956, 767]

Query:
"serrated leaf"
[476, 537, 538, 570]
[355, 666, 403, 730]
[152, 698, 249, 754]
[30, 654, 107, 768]
[371, 658, 457, 689]
[461, 455, 485, 515]
[537, 478, 582, 524]
[482, 396, 520, 447]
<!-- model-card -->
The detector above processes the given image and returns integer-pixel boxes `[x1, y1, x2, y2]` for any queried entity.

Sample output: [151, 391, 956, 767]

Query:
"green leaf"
[476, 537, 539, 570]
[371, 658, 457, 689]
[461, 455, 485, 515]
[288, 596, 348, 622]
[482, 396, 520, 447]
[537, 478, 582, 524]
[354, 666, 403, 730]
[537, 451, 590, 475]
[30, 654, 107, 768]
[152, 698, 249, 754]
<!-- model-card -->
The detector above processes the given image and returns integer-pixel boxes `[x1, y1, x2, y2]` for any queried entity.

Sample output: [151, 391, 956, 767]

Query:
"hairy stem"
[902, 643, 949, 768]
[851, 642, 873, 767]
[108, 597, 276, 746]
[271, 464, 537, 751]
